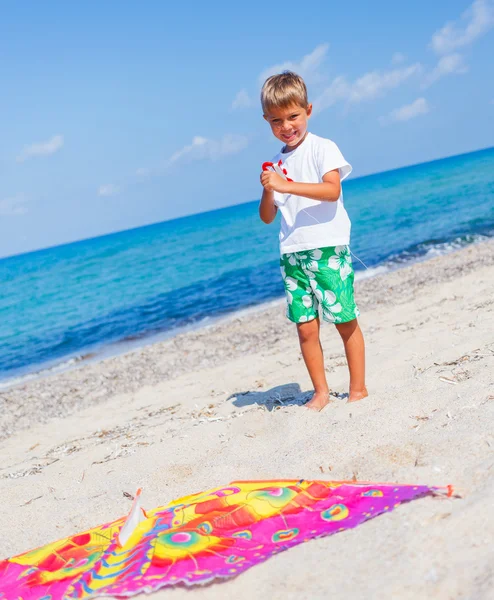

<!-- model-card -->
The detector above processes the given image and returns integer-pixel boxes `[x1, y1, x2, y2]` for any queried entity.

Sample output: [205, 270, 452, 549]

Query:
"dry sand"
[1, 240, 494, 599]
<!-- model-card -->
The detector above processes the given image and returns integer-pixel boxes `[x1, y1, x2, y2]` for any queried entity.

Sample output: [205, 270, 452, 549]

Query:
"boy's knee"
[335, 319, 358, 339]
[296, 320, 319, 343]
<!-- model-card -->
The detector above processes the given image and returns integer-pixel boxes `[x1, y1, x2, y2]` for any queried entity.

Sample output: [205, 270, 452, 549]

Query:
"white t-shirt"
[269, 132, 353, 255]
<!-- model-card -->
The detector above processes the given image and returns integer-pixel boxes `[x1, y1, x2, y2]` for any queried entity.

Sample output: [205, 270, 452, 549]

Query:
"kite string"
[349, 248, 399, 309]
[291, 207, 398, 306]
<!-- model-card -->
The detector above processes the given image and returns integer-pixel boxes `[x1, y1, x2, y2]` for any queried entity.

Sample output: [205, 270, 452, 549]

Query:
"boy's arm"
[262, 169, 341, 202]
[259, 182, 278, 224]
[259, 188, 277, 223]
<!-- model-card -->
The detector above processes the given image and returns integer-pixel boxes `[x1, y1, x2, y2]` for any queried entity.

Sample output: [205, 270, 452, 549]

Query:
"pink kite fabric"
[0, 479, 450, 599]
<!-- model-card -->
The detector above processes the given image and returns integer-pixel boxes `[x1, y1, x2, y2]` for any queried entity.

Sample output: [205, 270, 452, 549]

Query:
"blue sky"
[1, 0, 494, 258]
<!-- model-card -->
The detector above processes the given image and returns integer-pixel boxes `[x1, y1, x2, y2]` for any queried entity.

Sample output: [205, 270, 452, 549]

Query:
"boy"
[259, 71, 367, 411]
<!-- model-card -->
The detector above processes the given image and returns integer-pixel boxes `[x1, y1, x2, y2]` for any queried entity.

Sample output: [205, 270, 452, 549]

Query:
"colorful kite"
[0, 480, 452, 599]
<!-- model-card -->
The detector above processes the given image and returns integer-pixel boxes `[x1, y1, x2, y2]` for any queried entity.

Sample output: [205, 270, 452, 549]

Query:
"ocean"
[1, 147, 493, 386]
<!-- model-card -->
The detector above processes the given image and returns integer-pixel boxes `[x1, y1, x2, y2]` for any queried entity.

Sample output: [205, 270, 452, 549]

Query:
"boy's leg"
[297, 317, 332, 411]
[335, 319, 367, 403]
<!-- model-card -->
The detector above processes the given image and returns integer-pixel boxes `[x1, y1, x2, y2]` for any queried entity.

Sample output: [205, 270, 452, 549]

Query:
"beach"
[1, 239, 494, 599]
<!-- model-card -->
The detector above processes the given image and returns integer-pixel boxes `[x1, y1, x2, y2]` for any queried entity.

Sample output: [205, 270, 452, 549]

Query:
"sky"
[1, 0, 494, 258]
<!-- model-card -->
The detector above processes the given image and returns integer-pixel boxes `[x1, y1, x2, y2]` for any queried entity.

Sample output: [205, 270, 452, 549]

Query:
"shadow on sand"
[229, 383, 312, 412]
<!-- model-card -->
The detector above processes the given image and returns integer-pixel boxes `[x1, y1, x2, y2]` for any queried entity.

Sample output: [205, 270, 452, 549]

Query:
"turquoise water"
[1, 147, 493, 383]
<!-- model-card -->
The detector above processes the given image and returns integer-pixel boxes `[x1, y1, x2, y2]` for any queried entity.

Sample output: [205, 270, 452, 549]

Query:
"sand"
[1, 240, 494, 599]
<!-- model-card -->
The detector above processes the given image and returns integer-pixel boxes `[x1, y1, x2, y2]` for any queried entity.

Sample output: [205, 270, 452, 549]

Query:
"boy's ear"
[263, 114, 269, 122]
[306, 103, 313, 117]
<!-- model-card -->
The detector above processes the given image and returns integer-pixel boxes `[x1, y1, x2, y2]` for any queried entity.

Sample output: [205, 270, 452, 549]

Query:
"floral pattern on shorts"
[280, 245, 360, 324]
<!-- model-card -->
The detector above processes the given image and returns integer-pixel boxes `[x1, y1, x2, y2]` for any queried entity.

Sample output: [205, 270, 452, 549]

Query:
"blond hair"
[261, 71, 308, 114]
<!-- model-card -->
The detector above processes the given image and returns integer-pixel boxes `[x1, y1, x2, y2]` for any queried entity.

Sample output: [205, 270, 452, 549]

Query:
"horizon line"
[2, 144, 493, 262]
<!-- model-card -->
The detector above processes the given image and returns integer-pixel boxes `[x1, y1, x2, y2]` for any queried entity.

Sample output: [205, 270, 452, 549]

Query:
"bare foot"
[347, 387, 368, 403]
[305, 390, 332, 412]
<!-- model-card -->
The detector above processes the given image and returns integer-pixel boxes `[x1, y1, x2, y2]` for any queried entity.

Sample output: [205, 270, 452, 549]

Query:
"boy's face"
[264, 103, 312, 150]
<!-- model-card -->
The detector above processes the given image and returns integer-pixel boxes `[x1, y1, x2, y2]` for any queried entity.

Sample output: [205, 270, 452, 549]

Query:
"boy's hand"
[260, 170, 290, 193]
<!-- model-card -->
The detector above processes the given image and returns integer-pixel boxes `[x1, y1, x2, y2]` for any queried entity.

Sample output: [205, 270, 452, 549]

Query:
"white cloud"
[231, 89, 253, 110]
[422, 53, 469, 87]
[258, 43, 329, 85]
[17, 134, 64, 162]
[349, 63, 422, 102]
[132, 135, 248, 179]
[392, 52, 407, 65]
[311, 77, 351, 113]
[169, 134, 248, 164]
[98, 184, 120, 197]
[380, 98, 430, 125]
[169, 136, 208, 163]
[431, 0, 494, 55]
[0, 195, 28, 216]
[313, 63, 422, 114]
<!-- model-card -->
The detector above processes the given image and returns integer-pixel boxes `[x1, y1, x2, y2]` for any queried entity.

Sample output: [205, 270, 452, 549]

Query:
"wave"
[0, 353, 94, 390]
[368, 231, 492, 271]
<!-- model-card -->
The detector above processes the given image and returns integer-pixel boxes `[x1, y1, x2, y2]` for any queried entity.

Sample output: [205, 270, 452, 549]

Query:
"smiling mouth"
[282, 132, 297, 140]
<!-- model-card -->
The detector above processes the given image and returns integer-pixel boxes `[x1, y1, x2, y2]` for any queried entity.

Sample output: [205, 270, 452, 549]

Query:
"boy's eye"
[290, 115, 299, 119]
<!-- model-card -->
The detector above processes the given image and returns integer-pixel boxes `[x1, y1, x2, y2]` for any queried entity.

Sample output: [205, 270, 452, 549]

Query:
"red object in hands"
[262, 161, 293, 181]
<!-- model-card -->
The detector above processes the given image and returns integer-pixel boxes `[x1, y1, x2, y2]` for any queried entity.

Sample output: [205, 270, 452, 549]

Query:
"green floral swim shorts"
[280, 245, 360, 325]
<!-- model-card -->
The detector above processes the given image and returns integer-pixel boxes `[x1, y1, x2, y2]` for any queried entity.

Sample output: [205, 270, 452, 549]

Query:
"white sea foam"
[0, 356, 81, 390]
[354, 264, 390, 281]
